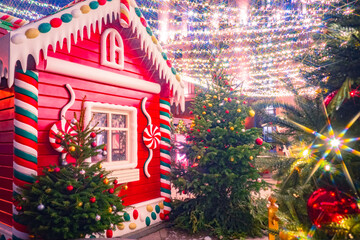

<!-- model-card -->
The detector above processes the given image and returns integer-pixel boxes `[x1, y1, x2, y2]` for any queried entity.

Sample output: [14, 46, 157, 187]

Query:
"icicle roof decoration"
[0, 0, 184, 111]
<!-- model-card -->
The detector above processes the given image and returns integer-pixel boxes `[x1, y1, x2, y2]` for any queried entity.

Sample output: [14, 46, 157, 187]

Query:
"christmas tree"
[171, 55, 269, 238]
[14, 101, 124, 240]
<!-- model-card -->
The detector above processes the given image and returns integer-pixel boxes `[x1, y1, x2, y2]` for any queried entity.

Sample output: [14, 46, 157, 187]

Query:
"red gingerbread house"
[0, 0, 184, 238]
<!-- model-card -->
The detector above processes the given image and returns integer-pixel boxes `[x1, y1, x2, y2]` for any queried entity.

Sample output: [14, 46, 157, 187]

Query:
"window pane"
[112, 130, 127, 161]
[91, 131, 108, 163]
[112, 114, 127, 128]
[93, 112, 108, 127]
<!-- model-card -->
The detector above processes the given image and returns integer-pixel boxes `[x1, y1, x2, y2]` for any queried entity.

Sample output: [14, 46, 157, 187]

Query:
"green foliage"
[171, 55, 270, 239]
[15, 101, 124, 240]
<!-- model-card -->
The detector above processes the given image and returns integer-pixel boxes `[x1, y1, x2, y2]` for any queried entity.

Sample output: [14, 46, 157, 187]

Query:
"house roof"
[0, 0, 185, 110]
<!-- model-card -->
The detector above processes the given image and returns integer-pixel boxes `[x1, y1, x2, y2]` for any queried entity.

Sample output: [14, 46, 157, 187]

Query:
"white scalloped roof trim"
[0, 0, 184, 111]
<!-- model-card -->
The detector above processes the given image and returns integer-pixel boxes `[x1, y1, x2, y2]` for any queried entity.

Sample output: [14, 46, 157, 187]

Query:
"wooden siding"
[0, 88, 14, 226]
[37, 21, 163, 206]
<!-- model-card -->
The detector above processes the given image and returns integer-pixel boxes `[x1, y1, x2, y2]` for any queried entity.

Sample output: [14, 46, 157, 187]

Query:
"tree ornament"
[16, 205, 22, 211]
[241, 129, 246, 132]
[95, 214, 101, 221]
[255, 138, 263, 145]
[202, 111, 206, 115]
[203, 105, 206, 109]
[79, 169, 85, 175]
[69, 146, 76, 152]
[99, 164, 102, 169]
[257, 178, 262, 183]
[106, 229, 113, 238]
[217, 120, 220, 123]
[230, 157, 234, 162]
[230, 127, 234, 131]
[45, 188, 52, 194]
[103, 178, 109, 184]
[248, 109, 255, 117]
[54, 167, 60, 173]
[91, 141, 97, 148]
[237, 109, 241, 113]
[189, 111, 193, 114]
[99, 174, 104, 178]
[67, 185, 74, 191]
[108, 207, 113, 213]
[55, 138, 61, 144]
[78, 202, 83, 207]
[307, 188, 360, 227]
[89, 197, 96, 203]
[102, 150, 107, 156]
[243, 101, 247, 104]
[207, 129, 211, 132]
[37, 204, 45, 211]
[224, 98, 228, 102]
[108, 188, 114, 194]
[71, 118, 77, 124]
[249, 156, 254, 160]
[225, 110, 229, 114]
[208, 103, 213, 107]
[90, 132, 97, 138]
[197, 155, 201, 159]
[123, 185, 128, 190]
[103, 146, 107, 151]
[114, 179, 118, 185]
[213, 95, 217, 99]
[228, 98, 232, 102]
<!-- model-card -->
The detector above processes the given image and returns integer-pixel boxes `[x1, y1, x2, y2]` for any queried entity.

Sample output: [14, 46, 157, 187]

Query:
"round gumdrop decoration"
[159, 213, 165, 220]
[133, 209, 139, 219]
[98, 0, 107, 5]
[255, 138, 263, 145]
[50, 18, 62, 28]
[307, 188, 360, 227]
[124, 212, 131, 221]
[155, 205, 160, 214]
[151, 212, 157, 220]
[106, 229, 113, 238]
[145, 216, 151, 226]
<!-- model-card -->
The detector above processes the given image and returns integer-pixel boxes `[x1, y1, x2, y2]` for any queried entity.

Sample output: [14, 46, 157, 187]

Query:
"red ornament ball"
[89, 197, 96, 203]
[108, 188, 114, 194]
[50, 18, 62, 28]
[225, 110, 229, 114]
[99, 174, 104, 178]
[54, 167, 60, 173]
[67, 185, 73, 191]
[91, 141, 97, 148]
[307, 188, 360, 227]
[90, 132, 96, 138]
[207, 129, 211, 132]
[114, 179, 118, 184]
[55, 138, 62, 144]
[189, 111, 193, 114]
[164, 215, 170, 221]
[103, 145, 107, 151]
[228, 98, 232, 102]
[106, 229, 113, 238]
[243, 101, 247, 104]
[203, 105, 206, 109]
[16, 205, 22, 211]
[98, 0, 107, 5]
[255, 138, 263, 145]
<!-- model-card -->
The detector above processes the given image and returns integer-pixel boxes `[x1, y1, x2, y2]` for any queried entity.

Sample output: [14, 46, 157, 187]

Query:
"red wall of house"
[0, 88, 14, 226]
[36, 22, 162, 206]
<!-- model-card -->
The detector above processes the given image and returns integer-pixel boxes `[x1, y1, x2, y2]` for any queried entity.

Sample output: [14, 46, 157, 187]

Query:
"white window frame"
[100, 28, 124, 70]
[84, 102, 139, 183]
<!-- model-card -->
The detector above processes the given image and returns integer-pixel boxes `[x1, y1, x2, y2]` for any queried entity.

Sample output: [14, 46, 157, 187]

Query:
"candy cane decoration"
[159, 98, 171, 214]
[141, 97, 161, 178]
[48, 84, 76, 163]
[120, 0, 131, 28]
[13, 69, 39, 240]
[0, 13, 28, 28]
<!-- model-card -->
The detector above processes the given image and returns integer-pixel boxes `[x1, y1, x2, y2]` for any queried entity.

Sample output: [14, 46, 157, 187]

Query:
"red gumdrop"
[140, 17, 147, 27]
[106, 229, 113, 238]
[98, 0, 107, 5]
[50, 18, 62, 28]
[166, 60, 172, 68]
[133, 209, 139, 219]
[159, 213, 165, 220]
[164, 215, 170, 221]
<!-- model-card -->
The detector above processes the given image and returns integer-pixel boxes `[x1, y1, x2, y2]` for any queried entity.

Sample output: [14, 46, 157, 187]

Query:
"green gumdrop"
[171, 67, 177, 75]
[89, 1, 99, 9]
[155, 205, 160, 213]
[0, 235, 6, 240]
[146, 27, 152, 36]
[61, 13, 73, 23]
[124, 212, 130, 221]
[145, 216, 151, 226]
[161, 52, 168, 60]
[90, 235, 96, 238]
[135, 8, 142, 17]
[38, 23, 51, 33]
[151, 212, 156, 220]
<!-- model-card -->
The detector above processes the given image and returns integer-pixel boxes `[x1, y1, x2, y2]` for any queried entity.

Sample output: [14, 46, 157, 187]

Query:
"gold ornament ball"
[197, 155, 201, 159]
[224, 98, 228, 101]
[69, 146, 76, 152]
[230, 157, 234, 162]
[123, 185, 128, 190]
[78, 202, 83, 207]
[79, 233, 85, 238]
[230, 127, 234, 131]
[208, 103, 213, 107]
[237, 109, 241, 113]
[99, 164, 102, 169]
[249, 109, 255, 117]
[103, 178, 109, 184]
[213, 95, 217, 99]
[45, 188, 52, 194]
[158, 201, 164, 209]
[202, 111, 206, 115]
[108, 207, 113, 213]
[249, 156, 254, 160]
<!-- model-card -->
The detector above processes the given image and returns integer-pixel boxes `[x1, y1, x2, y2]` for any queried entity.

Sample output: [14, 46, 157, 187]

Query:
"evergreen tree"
[15, 102, 124, 240]
[171, 55, 269, 239]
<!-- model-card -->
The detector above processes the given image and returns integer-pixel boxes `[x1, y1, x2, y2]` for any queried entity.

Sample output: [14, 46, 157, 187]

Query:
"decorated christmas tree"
[171, 54, 269, 238]
[14, 101, 124, 240]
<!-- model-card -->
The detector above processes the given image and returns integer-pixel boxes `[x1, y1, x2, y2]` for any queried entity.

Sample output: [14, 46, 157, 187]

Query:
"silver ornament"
[217, 120, 220, 123]
[79, 169, 85, 175]
[37, 204, 45, 211]
[112, 205, 117, 211]
[102, 151, 107, 156]
[110, 223, 114, 228]
[95, 214, 101, 221]
[71, 118, 77, 124]
[241, 129, 246, 132]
